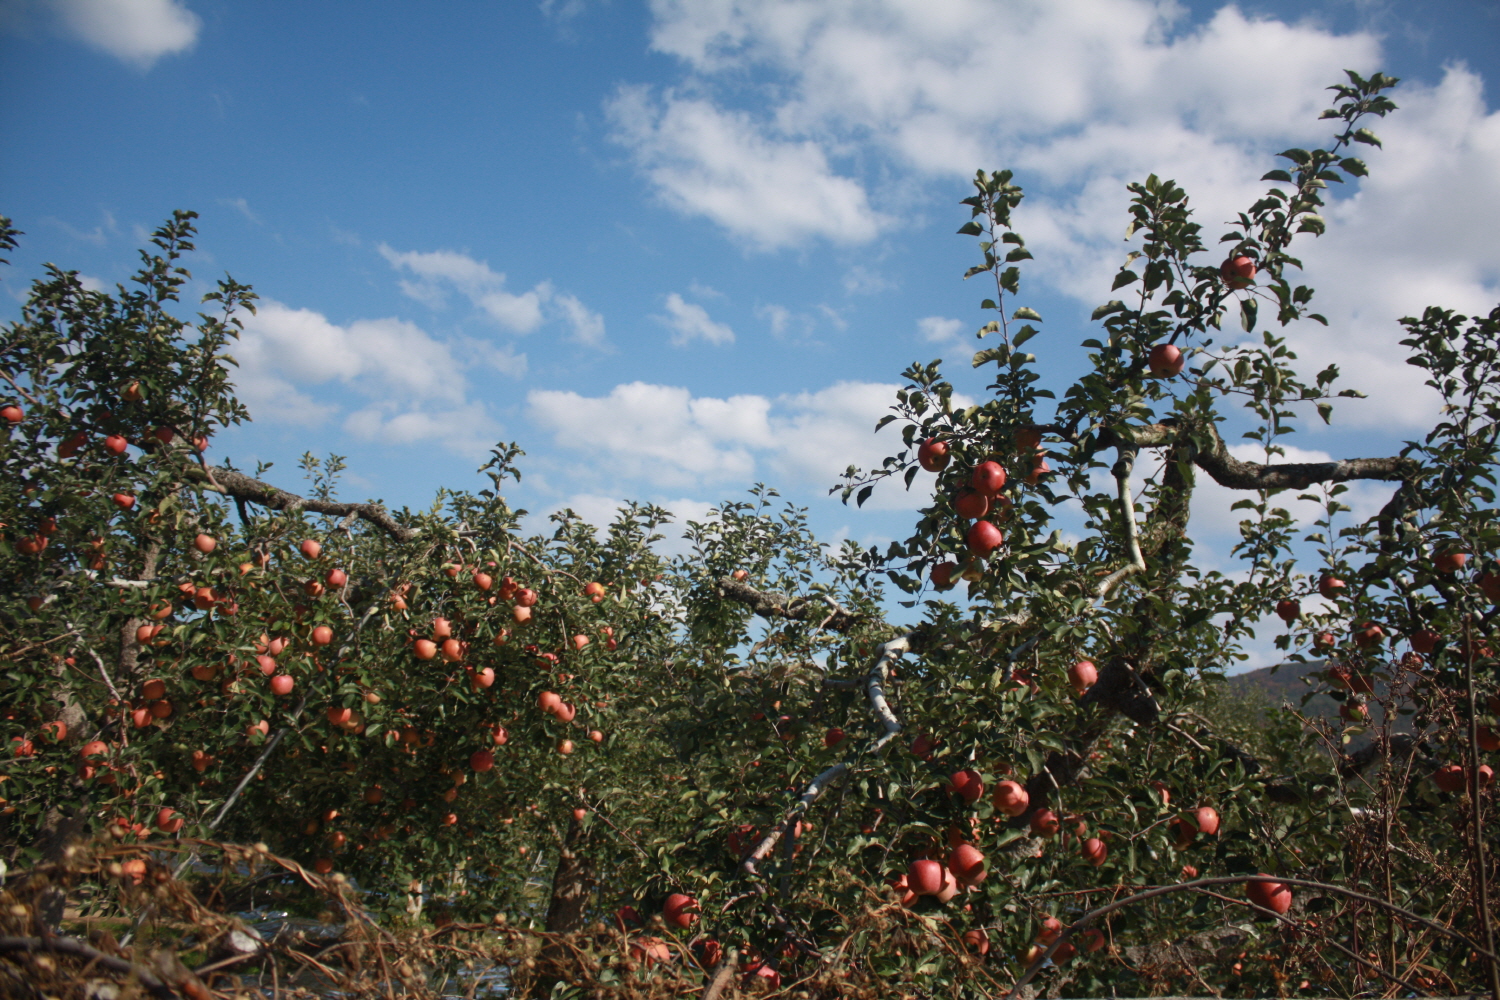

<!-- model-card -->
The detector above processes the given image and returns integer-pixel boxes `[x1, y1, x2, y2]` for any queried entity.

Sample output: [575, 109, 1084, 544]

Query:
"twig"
[0, 935, 177, 999]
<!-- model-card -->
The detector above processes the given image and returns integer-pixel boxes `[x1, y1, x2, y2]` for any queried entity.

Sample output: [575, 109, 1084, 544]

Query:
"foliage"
[2, 70, 1498, 997]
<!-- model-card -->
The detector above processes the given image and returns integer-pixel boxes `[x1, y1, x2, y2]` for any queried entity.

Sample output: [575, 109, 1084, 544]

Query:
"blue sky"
[3, 0, 1498, 670]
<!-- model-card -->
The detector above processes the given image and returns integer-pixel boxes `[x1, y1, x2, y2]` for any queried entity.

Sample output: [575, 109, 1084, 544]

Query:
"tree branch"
[184, 465, 418, 543]
[714, 577, 863, 634]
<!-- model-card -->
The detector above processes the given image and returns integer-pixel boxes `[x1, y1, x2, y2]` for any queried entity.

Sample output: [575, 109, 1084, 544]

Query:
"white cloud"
[43, 0, 199, 69]
[532, 493, 717, 558]
[378, 244, 607, 345]
[232, 300, 501, 454]
[526, 379, 946, 507]
[220, 197, 260, 225]
[917, 315, 963, 344]
[658, 292, 735, 346]
[623, 0, 1497, 432]
[607, 84, 887, 250]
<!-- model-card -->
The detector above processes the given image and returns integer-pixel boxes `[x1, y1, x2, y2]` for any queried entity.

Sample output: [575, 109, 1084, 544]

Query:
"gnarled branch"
[714, 577, 863, 634]
[185, 465, 418, 543]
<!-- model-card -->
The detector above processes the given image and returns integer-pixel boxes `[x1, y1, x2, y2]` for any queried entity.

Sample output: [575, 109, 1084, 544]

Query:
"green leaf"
[1352, 128, 1382, 148]
[1091, 300, 1126, 321]
[1111, 269, 1139, 291]
[956, 221, 984, 236]
[1004, 247, 1033, 263]
[1011, 307, 1042, 322]
[1296, 215, 1326, 235]
[1338, 157, 1368, 177]
[1240, 297, 1258, 332]
[1013, 325, 1040, 348]
[1260, 170, 1293, 182]
[1316, 402, 1333, 424]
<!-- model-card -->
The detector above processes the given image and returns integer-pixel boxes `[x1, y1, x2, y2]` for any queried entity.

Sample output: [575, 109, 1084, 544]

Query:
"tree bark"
[543, 813, 594, 934]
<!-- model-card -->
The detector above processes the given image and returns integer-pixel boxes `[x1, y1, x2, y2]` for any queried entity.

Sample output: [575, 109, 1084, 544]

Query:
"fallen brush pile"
[0, 837, 1000, 999]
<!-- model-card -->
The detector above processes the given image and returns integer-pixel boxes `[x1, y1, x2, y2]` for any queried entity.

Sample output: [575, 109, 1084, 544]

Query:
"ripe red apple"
[949, 843, 985, 885]
[142, 678, 167, 700]
[1352, 622, 1384, 649]
[1081, 837, 1108, 866]
[327, 706, 353, 726]
[1312, 632, 1336, 652]
[953, 488, 989, 520]
[1, 404, 23, 424]
[1318, 575, 1345, 600]
[1480, 566, 1500, 603]
[971, 460, 1007, 497]
[299, 539, 322, 560]
[1147, 343, 1184, 377]
[992, 780, 1029, 817]
[1411, 629, 1440, 653]
[103, 433, 129, 455]
[539, 691, 562, 714]
[931, 561, 958, 590]
[1068, 659, 1097, 695]
[155, 807, 184, 834]
[824, 727, 846, 749]
[247, 719, 270, 739]
[149, 699, 172, 719]
[572, 634, 589, 651]
[491, 725, 509, 745]
[515, 588, 538, 607]
[961, 928, 989, 955]
[910, 732, 938, 760]
[269, 674, 294, 696]
[554, 702, 577, 723]
[1434, 764, 1466, 793]
[1275, 599, 1300, 623]
[1220, 255, 1256, 289]
[1080, 927, 1106, 953]
[304, 580, 324, 597]
[472, 572, 493, 591]
[440, 638, 462, 662]
[1036, 915, 1063, 944]
[513, 605, 533, 624]
[730, 569, 749, 582]
[311, 625, 334, 646]
[1246, 876, 1291, 914]
[473, 666, 495, 688]
[325, 568, 347, 588]
[1433, 550, 1468, 574]
[917, 438, 950, 472]
[966, 520, 1003, 557]
[1339, 700, 1368, 723]
[950, 768, 984, 803]
[193, 534, 217, 554]
[1477, 725, 1499, 752]
[1030, 809, 1061, 837]
[1169, 817, 1196, 848]
[557, 739, 575, 755]
[1480, 764, 1495, 788]
[663, 892, 698, 929]
[908, 859, 943, 895]
[1193, 806, 1220, 836]
[414, 639, 437, 660]
[112, 493, 136, 510]
[583, 581, 606, 601]
[470, 749, 495, 772]
[588, 729, 603, 743]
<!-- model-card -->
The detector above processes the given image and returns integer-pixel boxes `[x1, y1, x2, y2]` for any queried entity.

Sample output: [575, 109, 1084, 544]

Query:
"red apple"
[299, 539, 322, 560]
[1477, 725, 1499, 752]
[440, 638, 462, 662]
[1411, 629, 1440, 653]
[491, 725, 509, 745]
[473, 666, 495, 688]
[1275, 599, 1300, 623]
[1081, 927, 1106, 953]
[917, 438, 950, 472]
[949, 843, 986, 885]
[1030, 808, 1060, 837]
[1433, 550, 1468, 574]
[155, 806, 184, 834]
[325, 568, 347, 588]
[311, 625, 334, 646]
[1147, 343, 1184, 377]
[953, 488, 989, 520]
[663, 892, 698, 929]
[823, 727, 846, 749]
[950, 768, 984, 803]
[1220, 255, 1256, 289]
[910, 732, 938, 760]
[104, 434, 128, 455]
[1480, 566, 1500, 603]
[1246, 876, 1291, 914]
[992, 780, 1029, 817]
[247, 719, 270, 739]
[961, 928, 989, 955]
[966, 520, 1003, 557]
[142, 678, 167, 701]
[931, 561, 958, 590]
[1434, 764, 1466, 793]
[1036, 916, 1063, 944]
[269, 674, 294, 696]
[554, 702, 577, 723]
[1068, 659, 1097, 695]
[1193, 806, 1220, 836]
[588, 729, 604, 743]
[572, 634, 589, 651]
[1318, 575, 1346, 600]
[414, 639, 437, 660]
[193, 534, 217, 554]
[908, 859, 943, 896]
[557, 739, 575, 755]
[1352, 622, 1384, 649]
[327, 706, 353, 726]
[112, 493, 136, 510]
[971, 460, 1007, 497]
[470, 749, 495, 772]
[0, 404, 23, 424]
[473, 572, 493, 591]
[1081, 837, 1108, 866]
[539, 690, 562, 715]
